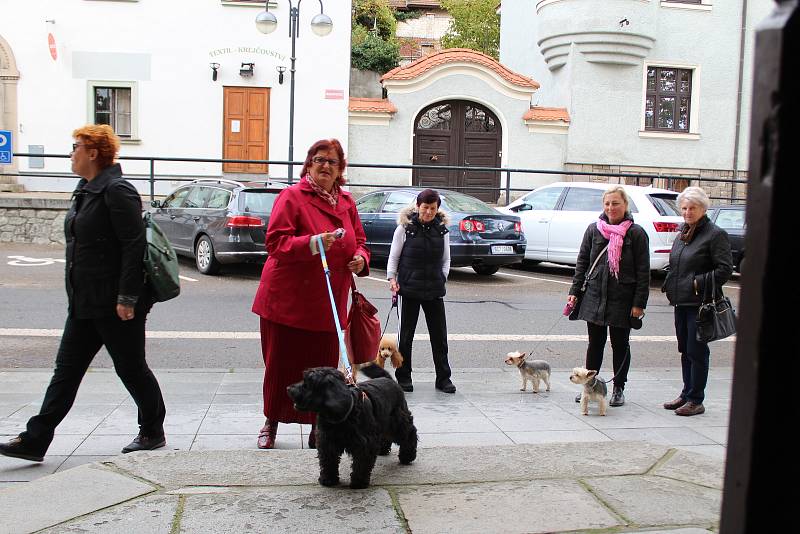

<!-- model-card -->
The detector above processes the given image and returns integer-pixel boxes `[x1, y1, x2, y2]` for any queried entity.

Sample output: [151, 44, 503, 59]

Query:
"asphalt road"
[0, 242, 739, 370]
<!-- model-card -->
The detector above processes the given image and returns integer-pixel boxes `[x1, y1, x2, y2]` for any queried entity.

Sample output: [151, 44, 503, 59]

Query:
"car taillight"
[460, 219, 485, 232]
[514, 221, 522, 233]
[653, 222, 679, 232]
[226, 216, 264, 228]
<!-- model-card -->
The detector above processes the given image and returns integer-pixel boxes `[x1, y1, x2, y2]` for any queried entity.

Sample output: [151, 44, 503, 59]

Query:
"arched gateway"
[413, 100, 501, 203]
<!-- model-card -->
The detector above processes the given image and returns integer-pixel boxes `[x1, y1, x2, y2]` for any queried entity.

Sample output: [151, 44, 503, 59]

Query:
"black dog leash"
[381, 295, 399, 338]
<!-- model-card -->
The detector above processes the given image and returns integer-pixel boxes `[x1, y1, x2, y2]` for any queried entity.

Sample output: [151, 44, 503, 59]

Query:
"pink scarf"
[304, 174, 340, 207]
[595, 218, 632, 279]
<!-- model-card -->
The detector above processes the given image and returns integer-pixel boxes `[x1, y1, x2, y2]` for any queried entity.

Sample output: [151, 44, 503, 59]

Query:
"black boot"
[121, 432, 166, 453]
[610, 386, 625, 407]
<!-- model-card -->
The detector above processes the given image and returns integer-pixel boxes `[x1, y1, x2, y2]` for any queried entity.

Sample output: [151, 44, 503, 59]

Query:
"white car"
[499, 182, 683, 271]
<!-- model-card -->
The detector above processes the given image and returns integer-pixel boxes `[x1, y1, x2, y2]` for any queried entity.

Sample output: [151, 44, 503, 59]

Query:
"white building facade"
[0, 0, 352, 194]
[499, 0, 774, 200]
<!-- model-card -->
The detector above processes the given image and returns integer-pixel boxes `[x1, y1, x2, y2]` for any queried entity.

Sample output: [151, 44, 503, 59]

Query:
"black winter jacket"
[569, 214, 650, 328]
[662, 215, 733, 307]
[397, 212, 448, 301]
[65, 163, 149, 319]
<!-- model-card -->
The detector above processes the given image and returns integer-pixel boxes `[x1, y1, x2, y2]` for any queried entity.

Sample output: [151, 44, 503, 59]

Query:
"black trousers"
[674, 306, 710, 404]
[20, 313, 166, 453]
[395, 296, 451, 386]
[585, 322, 631, 389]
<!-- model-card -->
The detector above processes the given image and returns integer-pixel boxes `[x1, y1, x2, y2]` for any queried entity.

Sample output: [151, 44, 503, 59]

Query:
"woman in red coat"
[251, 139, 370, 449]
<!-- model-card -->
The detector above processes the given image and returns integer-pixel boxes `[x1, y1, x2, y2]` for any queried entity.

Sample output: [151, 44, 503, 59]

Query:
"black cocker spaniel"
[287, 366, 418, 489]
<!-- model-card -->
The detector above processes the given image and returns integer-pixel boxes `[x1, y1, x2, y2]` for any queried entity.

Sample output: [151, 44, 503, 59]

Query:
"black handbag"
[696, 271, 737, 343]
[569, 244, 608, 320]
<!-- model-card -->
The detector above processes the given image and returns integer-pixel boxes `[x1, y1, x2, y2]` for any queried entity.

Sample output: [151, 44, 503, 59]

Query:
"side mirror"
[150, 200, 162, 209]
[516, 203, 533, 212]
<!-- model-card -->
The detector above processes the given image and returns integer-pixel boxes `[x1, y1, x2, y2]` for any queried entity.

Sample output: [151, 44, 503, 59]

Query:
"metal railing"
[4, 152, 748, 204]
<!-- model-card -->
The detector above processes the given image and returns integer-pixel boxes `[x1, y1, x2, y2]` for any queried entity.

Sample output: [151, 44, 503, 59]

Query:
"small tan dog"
[353, 335, 404, 380]
[503, 351, 551, 393]
[569, 367, 608, 416]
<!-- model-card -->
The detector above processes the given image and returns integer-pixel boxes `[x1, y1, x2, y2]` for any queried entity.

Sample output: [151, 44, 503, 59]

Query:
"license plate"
[491, 245, 515, 255]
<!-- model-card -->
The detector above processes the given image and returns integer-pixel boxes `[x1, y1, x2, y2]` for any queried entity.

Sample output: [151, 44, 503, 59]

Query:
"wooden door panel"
[414, 133, 452, 189]
[463, 137, 499, 202]
[223, 87, 269, 173]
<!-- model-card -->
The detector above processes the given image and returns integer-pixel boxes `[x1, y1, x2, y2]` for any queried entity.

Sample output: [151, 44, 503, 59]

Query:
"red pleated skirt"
[260, 318, 339, 424]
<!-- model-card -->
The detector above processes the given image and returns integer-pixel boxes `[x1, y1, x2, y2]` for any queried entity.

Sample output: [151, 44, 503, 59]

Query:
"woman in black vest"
[0, 125, 166, 463]
[387, 189, 456, 393]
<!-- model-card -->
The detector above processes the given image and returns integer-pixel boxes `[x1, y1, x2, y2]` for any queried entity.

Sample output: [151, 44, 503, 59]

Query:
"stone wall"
[563, 163, 748, 204]
[0, 197, 69, 244]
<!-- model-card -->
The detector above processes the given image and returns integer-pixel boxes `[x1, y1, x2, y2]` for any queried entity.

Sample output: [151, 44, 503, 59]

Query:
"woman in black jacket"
[567, 186, 650, 407]
[662, 186, 732, 416]
[0, 125, 166, 463]
[387, 189, 456, 394]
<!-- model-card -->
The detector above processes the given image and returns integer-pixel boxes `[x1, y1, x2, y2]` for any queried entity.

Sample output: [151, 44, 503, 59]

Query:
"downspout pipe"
[732, 0, 749, 202]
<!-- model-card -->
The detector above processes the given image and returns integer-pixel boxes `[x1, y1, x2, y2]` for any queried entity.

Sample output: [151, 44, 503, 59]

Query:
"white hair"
[677, 186, 710, 210]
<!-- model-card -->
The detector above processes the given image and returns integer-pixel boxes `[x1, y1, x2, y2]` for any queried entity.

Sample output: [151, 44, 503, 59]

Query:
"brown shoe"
[663, 397, 687, 410]
[675, 402, 705, 416]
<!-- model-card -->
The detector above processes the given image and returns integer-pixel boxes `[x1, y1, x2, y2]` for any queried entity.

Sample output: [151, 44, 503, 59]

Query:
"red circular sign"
[48, 33, 57, 61]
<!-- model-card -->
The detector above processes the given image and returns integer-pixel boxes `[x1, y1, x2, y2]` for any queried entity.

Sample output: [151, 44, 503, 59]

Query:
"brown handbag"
[344, 278, 382, 365]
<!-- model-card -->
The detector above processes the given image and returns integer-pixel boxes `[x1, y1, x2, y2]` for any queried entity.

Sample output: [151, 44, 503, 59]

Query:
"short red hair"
[72, 124, 119, 168]
[300, 139, 347, 185]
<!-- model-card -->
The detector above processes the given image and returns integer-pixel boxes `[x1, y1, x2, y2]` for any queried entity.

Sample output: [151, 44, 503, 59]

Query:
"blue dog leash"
[316, 235, 355, 384]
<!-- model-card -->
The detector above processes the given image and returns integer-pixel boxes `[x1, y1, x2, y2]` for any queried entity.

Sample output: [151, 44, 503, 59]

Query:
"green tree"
[351, 32, 401, 73]
[350, 0, 400, 73]
[440, 0, 500, 59]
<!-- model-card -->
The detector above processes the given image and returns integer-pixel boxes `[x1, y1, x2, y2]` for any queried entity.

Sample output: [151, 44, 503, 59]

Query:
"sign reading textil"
[0, 130, 12, 164]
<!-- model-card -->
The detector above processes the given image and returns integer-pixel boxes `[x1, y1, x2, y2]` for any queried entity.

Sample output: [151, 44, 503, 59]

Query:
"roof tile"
[523, 106, 570, 122]
[381, 48, 540, 89]
[349, 98, 398, 113]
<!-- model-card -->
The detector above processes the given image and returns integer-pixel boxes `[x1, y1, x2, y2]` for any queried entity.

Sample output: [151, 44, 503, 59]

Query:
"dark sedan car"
[708, 204, 746, 272]
[356, 188, 526, 275]
[150, 179, 286, 275]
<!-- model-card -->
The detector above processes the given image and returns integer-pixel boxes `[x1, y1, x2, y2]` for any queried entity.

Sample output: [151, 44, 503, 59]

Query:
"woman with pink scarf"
[567, 186, 650, 407]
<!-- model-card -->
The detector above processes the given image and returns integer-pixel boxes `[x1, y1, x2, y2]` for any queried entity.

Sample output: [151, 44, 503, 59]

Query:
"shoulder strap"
[581, 244, 609, 292]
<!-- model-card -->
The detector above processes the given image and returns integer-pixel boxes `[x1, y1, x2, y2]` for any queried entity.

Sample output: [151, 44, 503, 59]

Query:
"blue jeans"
[674, 306, 711, 404]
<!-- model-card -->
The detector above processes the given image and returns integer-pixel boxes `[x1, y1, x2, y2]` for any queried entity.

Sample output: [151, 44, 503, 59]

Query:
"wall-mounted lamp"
[240, 62, 255, 77]
[276, 66, 286, 85]
[210, 62, 220, 81]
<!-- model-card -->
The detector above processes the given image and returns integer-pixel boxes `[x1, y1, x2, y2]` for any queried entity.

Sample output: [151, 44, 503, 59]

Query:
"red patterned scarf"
[304, 174, 340, 207]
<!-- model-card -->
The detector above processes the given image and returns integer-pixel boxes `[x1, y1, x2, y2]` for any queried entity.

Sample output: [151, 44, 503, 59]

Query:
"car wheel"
[195, 235, 221, 275]
[472, 265, 500, 276]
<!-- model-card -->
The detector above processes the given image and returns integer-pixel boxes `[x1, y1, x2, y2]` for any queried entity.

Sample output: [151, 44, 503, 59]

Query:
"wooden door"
[223, 87, 269, 173]
[413, 100, 501, 202]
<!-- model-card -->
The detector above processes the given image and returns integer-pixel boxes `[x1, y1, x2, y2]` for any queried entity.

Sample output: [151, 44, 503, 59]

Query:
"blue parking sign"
[0, 130, 12, 164]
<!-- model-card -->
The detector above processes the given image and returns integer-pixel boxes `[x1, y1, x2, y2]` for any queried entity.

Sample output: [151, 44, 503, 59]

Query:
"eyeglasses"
[71, 143, 94, 152]
[312, 156, 339, 167]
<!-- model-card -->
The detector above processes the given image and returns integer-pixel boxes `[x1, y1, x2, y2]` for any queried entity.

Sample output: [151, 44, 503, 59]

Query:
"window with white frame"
[89, 82, 137, 139]
[645, 66, 693, 132]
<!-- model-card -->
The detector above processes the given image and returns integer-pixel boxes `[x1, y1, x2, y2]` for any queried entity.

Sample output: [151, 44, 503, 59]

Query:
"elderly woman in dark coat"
[567, 186, 650, 407]
[0, 124, 166, 463]
[662, 186, 732, 416]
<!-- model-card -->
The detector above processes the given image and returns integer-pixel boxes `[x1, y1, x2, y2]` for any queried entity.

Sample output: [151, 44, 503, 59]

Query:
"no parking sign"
[0, 130, 12, 164]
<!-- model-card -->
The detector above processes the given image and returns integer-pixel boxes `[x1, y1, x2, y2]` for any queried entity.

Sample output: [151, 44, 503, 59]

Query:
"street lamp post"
[256, 0, 332, 184]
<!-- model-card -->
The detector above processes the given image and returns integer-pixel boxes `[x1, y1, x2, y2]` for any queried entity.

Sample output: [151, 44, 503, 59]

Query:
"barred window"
[645, 66, 692, 132]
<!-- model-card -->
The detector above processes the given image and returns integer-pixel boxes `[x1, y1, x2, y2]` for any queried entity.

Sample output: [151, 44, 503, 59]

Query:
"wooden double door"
[413, 100, 502, 203]
[223, 86, 269, 173]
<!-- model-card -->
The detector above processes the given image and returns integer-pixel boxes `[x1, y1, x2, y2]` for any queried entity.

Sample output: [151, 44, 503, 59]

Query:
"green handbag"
[143, 211, 180, 302]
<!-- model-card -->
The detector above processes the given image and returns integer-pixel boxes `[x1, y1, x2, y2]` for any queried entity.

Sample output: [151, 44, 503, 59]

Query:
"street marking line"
[494, 271, 572, 285]
[0, 328, 734, 342]
[179, 275, 198, 282]
[364, 276, 388, 283]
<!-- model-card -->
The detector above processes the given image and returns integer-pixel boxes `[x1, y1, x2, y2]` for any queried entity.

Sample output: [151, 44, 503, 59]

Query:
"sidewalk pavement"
[0, 366, 731, 533]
